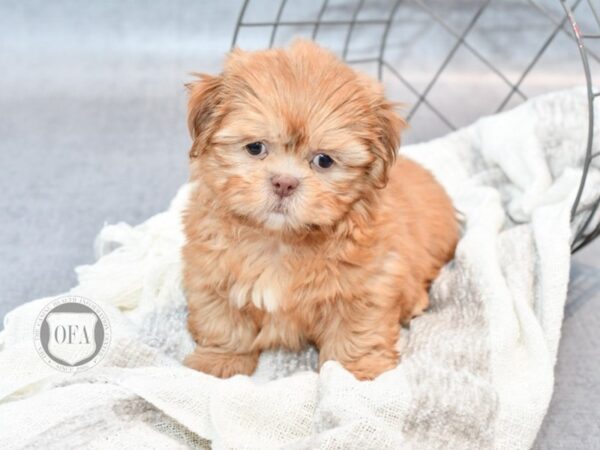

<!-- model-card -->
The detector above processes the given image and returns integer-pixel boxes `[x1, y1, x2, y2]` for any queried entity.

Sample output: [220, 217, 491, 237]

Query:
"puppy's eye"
[311, 153, 334, 169]
[245, 142, 267, 157]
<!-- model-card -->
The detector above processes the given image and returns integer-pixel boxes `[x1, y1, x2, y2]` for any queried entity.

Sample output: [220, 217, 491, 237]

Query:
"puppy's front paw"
[342, 352, 399, 381]
[184, 346, 259, 378]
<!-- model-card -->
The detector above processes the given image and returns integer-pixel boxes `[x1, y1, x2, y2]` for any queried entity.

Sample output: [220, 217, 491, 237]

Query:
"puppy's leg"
[317, 303, 400, 380]
[400, 288, 429, 325]
[185, 289, 260, 378]
[185, 347, 259, 378]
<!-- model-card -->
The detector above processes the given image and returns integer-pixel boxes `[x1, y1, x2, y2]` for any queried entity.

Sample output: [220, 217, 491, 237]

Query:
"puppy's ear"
[370, 100, 406, 188]
[186, 73, 224, 158]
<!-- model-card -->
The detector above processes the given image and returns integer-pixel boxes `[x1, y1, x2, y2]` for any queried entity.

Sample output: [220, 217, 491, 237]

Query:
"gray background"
[0, 0, 598, 448]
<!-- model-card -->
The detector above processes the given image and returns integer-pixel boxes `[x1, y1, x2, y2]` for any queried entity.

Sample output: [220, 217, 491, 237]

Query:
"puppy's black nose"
[271, 174, 299, 198]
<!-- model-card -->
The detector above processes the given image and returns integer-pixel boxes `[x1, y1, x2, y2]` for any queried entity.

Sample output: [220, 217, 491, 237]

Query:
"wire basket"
[231, 0, 600, 253]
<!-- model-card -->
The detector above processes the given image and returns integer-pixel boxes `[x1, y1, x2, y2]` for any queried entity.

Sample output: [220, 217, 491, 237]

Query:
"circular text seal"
[33, 295, 111, 372]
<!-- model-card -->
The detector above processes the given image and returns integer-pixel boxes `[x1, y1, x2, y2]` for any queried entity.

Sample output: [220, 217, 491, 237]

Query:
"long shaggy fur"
[182, 40, 459, 380]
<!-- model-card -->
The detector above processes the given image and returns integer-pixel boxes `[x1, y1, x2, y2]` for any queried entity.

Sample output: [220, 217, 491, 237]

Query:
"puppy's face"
[187, 41, 405, 233]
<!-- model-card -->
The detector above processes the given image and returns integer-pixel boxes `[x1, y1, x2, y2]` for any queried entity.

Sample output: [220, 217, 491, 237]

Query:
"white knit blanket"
[1, 88, 599, 450]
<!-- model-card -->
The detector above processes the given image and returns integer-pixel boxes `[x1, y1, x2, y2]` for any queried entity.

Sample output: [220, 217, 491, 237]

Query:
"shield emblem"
[46, 312, 98, 366]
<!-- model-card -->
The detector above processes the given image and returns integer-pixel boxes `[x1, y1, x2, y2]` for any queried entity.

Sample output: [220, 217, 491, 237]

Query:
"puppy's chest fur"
[227, 240, 295, 312]
[189, 220, 363, 314]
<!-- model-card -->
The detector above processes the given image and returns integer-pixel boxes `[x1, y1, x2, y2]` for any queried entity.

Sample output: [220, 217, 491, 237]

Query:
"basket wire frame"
[232, 0, 600, 253]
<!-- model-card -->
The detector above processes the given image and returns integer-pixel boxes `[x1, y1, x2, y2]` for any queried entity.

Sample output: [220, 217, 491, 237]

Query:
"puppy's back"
[384, 157, 459, 272]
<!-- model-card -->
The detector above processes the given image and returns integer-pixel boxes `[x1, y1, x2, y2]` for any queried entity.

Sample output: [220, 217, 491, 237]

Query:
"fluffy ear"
[186, 73, 224, 158]
[370, 100, 407, 188]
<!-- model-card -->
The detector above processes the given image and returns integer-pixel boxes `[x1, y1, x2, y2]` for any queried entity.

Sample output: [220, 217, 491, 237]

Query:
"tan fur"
[182, 40, 459, 380]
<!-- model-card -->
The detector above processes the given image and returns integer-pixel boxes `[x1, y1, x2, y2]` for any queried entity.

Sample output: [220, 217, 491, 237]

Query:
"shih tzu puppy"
[182, 40, 458, 380]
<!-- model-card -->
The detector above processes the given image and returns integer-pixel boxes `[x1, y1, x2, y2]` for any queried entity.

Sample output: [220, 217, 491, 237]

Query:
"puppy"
[182, 40, 458, 380]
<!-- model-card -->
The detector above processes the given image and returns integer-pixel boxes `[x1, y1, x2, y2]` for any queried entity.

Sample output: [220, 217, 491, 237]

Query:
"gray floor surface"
[0, 1, 598, 448]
